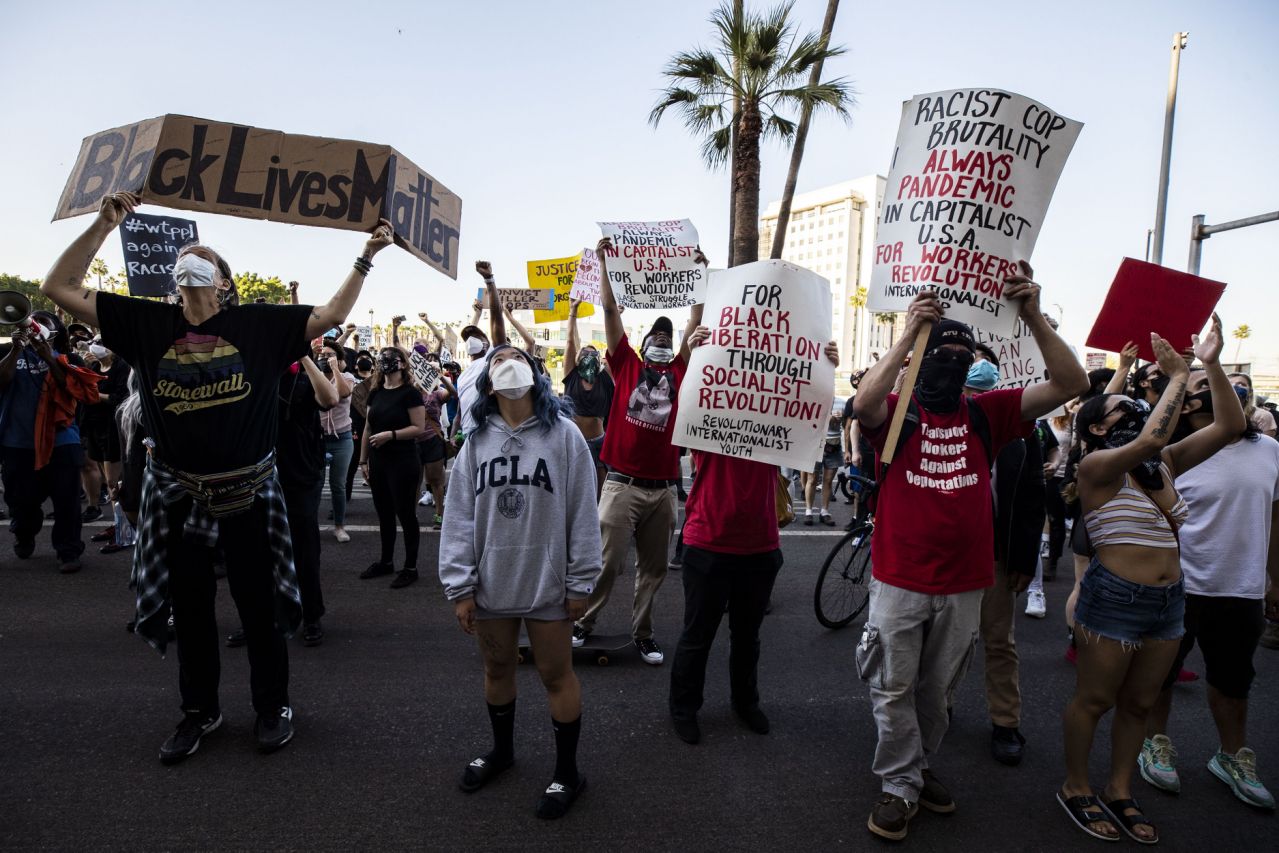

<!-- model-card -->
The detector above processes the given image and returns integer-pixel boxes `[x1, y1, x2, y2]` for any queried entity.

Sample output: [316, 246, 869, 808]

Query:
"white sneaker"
[1024, 589, 1047, 618]
[333, 527, 350, 544]
[636, 638, 665, 665]
[418, 491, 434, 507]
[1139, 734, 1181, 793]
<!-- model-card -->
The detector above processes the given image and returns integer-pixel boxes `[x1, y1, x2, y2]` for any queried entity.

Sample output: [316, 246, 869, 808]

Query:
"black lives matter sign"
[118, 212, 198, 297]
[53, 115, 463, 279]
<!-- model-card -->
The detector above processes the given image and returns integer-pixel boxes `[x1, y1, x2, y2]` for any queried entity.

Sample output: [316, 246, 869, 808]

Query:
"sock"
[551, 715, 581, 786]
[486, 699, 516, 763]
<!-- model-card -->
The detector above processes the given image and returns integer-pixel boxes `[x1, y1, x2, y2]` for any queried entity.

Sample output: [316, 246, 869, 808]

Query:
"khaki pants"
[980, 562, 1020, 728]
[577, 479, 674, 641]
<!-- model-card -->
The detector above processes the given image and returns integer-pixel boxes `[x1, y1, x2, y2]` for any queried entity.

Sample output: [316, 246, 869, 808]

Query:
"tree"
[848, 286, 867, 310]
[770, 0, 848, 260]
[651, 0, 852, 266]
[1233, 323, 1252, 362]
[234, 272, 288, 305]
[0, 273, 57, 316]
[88, 258, 110, 289]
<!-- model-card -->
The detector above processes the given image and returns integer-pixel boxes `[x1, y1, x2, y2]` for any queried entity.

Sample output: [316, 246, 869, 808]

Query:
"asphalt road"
[1, 480, 1275, 851]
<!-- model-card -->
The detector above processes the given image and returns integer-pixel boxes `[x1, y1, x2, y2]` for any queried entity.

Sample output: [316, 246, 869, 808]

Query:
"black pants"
[1163, 594, 1265, 697]
[346, 412, 365, 501]
[1045, 475, 1066, 565]
[669, 546, 782, 719]
[283, 477, 324, 625]
[168, 497, 289, 716]
[369, 446, 419, 569]
[2, 444, 85, 561]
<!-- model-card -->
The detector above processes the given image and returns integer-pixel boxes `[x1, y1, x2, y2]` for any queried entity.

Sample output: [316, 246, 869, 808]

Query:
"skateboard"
[518, 633, 633, 666]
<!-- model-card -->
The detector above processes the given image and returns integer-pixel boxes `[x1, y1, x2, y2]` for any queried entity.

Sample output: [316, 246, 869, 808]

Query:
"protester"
[1229, 372, 1277, 438]
[38, 189, 393, 762]
[414, 352, 454, 529]
[0, 313, 98, 573]
[1023, 418, 1059, 618]
[439, 344, 601, 820]
[852, 263, 1086, 842]
[1137, 337, 1276, 811]
[669, 301, 838, 744]
[802, 409, 843, 526]
[1043, 404, 1074, 583]
[347, 351, 375, 498]
[564, 298, 615, 496]
[80, 340, 130, 526]
[572, 237, 704, 665]
[316, 339, 355, 543]
[359, 345, 427, 588]
[455, 262, 506, 439]
[1059, 320, 1239, 843]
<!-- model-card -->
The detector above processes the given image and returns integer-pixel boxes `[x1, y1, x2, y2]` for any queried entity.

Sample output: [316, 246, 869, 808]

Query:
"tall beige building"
[759, 175, 901, 373]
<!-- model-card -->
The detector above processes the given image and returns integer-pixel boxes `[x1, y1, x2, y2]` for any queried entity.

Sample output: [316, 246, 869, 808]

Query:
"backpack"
[888, 397, 993, 473]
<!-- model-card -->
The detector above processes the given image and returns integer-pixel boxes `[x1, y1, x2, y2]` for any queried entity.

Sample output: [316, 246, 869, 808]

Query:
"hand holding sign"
[365, 219, 394, 256]
[98, 192, 139, 229]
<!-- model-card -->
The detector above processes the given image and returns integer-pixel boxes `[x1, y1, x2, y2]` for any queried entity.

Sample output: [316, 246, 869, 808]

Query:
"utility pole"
[1187, 210, 1279, 276]
[1150, 32, 1188, 266]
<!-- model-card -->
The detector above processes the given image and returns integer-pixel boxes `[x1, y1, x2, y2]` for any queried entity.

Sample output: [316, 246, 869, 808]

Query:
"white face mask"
[174, 254, 216, 289]
[89, 344, 109, 360]
[466, 337, 486, 356]
[644, 345, 674, 364]
[490, 358, 534, 400]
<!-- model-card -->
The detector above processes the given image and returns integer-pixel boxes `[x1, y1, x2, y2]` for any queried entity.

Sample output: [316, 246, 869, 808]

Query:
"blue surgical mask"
[965, 360, 1000, 391]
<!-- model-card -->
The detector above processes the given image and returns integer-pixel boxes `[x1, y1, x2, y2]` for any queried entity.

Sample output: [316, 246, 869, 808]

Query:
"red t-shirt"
[600, 335, 687, 480]
[862, 389, 1030, 595]
[682, 452, 780, 555]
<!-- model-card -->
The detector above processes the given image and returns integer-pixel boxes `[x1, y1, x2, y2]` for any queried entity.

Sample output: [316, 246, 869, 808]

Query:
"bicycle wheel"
[814, 522, 873, 629]
[838, 474, 856, 502]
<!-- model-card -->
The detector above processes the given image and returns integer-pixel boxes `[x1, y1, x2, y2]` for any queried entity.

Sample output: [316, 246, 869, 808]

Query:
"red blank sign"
[1086, 258, 1226, 362]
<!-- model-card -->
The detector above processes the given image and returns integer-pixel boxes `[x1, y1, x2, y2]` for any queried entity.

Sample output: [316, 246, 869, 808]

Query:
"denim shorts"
[1074, 558, 1185, 645]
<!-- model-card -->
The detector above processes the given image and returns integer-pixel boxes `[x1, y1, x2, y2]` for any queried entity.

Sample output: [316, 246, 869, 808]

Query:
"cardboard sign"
[118, 212, 198, 297]
[354, 325, 372, 345]
[868, 89, 1083, 337]
[597, 219, 704, 309]
[1085, 351, 1107, 371]
[673, 261, 835, 468]
[569, 247, 602, 305]
[973, 318, 1052, 391]
[479, 287, 555, 312]
[54, 115, 463, 279]
[1086, 258, 1226, 362]
[527, 255, 594, 323]
[409, 351, 441, 391]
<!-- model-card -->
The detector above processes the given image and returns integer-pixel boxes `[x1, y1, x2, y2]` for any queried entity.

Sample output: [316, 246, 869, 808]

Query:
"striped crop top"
[1083, 465, 1188, 550]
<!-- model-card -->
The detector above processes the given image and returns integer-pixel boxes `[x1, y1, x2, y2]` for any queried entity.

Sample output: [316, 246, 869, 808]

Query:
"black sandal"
[1101, 797, 1159, 845]
[1056, 791, 1121, 842]
[535, 775, 587, 820]
[458, 754, 513, 793]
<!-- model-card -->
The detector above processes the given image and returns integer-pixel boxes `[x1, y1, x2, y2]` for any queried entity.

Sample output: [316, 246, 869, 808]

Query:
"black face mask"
[356, 358, 374, 373]
[379, 357, 401, 374]
[1185, 388, 1212, 418]
[1099, 399, 1164, 490]
[1148, 373, 1171, 396]
[916, 348, 974, 413]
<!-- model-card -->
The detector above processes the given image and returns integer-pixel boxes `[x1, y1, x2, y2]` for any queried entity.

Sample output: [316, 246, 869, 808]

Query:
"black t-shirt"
[563, 367, 615, 419]
[366, 384, 424, 454]
[842, 394, 874, 459]
[276, 369, 325, 489]
[96, 293, 311, 474]
[82, 359, 131, 427]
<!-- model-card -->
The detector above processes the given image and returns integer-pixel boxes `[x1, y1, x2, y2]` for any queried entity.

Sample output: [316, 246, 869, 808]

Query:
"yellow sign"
[527, 255, 595, 324]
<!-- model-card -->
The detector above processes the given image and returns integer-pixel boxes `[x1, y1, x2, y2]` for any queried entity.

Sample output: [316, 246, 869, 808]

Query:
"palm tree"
[88, 257, 109, 289]
[1233, 323, 1252, 362]
[651, 0, 853, 266]
[770, 0, 848, 259]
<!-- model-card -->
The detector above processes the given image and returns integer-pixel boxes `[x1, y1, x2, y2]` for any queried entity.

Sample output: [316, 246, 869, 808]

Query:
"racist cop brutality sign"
[54, 115, 463, 279]
[118, 212, 198, 297]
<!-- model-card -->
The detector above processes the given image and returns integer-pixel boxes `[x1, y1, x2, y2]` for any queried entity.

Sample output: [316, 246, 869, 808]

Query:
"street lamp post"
[1150, 32, 1189, 266]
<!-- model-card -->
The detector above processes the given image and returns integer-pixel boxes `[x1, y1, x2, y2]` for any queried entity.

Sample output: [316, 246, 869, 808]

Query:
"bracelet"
[353, 256, 373, 276]
[391, 429, 397, 441]
[483, 275, 495, 284]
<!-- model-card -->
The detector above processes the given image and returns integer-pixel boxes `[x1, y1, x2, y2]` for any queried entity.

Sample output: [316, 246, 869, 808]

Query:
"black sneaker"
[868, 793, 918, 841]
[991, 724, 1026, 766]
[671, 715, 701, 745]
[635, 638, 664, 665]
[159, 711, 222, 765]
[225, 628, 246, 648]
[571, 625, 588, 648]
[81, 505, 103, 523]
[733, 704, 770, 734]
[359, 561, 393, 580]
[302, 622, 324, 647]
[254, 706, 294, 753]
[13, 540, 34, 560]
[389, 569, 419, 589]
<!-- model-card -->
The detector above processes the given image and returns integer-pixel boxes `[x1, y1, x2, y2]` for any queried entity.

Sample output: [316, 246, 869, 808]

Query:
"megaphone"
[0, 290, 32, 326]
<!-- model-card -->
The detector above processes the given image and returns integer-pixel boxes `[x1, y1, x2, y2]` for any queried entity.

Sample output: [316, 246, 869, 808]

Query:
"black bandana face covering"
[916, 348, 974, 413]
[1101, 399, 1165, 490]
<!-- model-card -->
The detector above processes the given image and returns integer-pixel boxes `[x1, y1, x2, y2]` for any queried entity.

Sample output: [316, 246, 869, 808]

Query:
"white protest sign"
[868, 88, 1082, 338]
[569, 247, 602, 305]
[973, 318, 1049, 390]
[409, 351, 441, 391]
[597, 219, 704, 309]
[440, 346, 454, 364]
[478, 288, 555, 312]
[673, 261, 835, 469]
[355, 325, 372, 345]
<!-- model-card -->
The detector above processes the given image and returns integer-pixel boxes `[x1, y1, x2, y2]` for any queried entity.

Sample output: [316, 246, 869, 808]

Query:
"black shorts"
[417, 435, 446, 465]
[1162, 594, 1265, 697]
[84, 421, 121, 464]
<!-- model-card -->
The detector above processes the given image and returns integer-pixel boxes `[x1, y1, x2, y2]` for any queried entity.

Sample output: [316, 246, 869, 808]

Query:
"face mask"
[916, 348, 974, 413]
[1185, 388, 1213, 418]
[1098, 399, 1165, 490]
[1234, 385, 1251, 406]
[89, 344, 108, 360]
[578, 353, 600, 382]
[466, 337, 486, 356]
[317, 357, 332, 374]
[174, 254, 216, 289]
[644, 345, 674, 364]
[490, 358, 534, 400]
[356, 358, 374, 373]
[1148, 373, 1171, 395]
[379, 356, 401, 374]
[965, 360, 1000, 391]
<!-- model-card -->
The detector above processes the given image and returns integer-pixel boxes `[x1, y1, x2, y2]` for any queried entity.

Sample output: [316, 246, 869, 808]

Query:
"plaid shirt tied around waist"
[131, 452, 302, 654]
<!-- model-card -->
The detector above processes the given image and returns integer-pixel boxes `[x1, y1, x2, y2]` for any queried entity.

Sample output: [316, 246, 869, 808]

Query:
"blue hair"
[469, 346, 574, 431]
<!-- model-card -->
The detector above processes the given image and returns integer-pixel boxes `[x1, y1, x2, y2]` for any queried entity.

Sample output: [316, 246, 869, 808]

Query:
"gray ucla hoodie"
[439, 413, 602, 619]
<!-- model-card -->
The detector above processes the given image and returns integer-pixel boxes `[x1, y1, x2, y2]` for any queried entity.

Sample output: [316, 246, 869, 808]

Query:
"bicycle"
[814, 474, 876, 630]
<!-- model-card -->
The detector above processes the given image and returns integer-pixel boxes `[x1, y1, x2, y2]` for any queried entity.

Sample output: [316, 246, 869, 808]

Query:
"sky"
[1, 0, 1276, 365]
